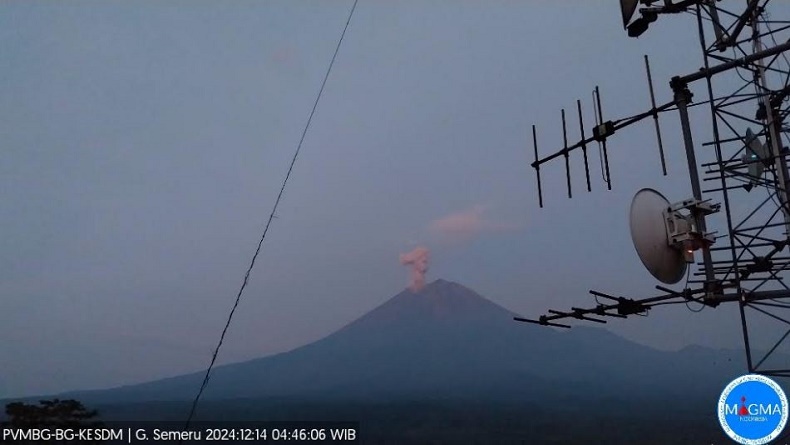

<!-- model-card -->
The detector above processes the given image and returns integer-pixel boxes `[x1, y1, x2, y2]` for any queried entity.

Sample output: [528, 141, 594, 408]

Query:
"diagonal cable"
[182, 0, 359, 430]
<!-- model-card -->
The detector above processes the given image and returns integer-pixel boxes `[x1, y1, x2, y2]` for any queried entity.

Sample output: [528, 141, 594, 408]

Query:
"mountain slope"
[67, 279, 746, 404]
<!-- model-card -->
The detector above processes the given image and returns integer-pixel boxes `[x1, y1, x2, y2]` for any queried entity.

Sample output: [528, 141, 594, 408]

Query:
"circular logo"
[718, 374, 788, 444]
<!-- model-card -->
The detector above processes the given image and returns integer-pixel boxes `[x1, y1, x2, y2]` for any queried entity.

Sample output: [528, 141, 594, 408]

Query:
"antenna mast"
[517, 0, 790, 379]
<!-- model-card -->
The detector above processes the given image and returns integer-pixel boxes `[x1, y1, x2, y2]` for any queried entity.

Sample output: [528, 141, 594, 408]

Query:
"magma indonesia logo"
[718, 374, 789, 444]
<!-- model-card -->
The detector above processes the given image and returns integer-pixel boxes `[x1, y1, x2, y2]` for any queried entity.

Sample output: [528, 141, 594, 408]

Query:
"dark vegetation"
[2, 399, 101, 428]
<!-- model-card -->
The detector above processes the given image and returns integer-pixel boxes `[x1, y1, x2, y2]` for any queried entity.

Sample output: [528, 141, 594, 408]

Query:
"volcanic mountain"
[68, 279, 745, 405]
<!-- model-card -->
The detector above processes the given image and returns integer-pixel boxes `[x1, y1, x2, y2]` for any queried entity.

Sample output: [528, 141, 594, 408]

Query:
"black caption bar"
[1, 421, 359, 444]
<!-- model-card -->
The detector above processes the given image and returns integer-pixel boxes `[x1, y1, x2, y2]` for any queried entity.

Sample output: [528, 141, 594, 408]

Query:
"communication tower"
[516, 0, 790, 380]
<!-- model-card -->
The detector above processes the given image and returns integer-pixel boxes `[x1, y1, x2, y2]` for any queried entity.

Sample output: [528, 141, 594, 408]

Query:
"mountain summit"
[68, 279, 745, 405]
[335, 279, 517, 333]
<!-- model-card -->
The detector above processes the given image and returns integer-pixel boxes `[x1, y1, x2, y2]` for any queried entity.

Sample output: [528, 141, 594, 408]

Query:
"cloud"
[271, 46, 294, 65]
[429, 205, 519, 242]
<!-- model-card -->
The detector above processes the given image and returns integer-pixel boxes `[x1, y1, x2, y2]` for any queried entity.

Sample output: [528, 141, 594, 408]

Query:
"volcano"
[65, 279, 745, 405]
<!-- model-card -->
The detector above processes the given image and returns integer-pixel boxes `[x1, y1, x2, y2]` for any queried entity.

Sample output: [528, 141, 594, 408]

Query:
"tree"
[3, 399, 102, 428]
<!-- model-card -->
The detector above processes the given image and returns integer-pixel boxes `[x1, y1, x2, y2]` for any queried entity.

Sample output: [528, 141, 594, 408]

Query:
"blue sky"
[3, 0, 789, 398]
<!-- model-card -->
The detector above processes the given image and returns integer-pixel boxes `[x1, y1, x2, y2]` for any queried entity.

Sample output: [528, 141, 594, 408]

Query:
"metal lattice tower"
[516, 0, 790, 379]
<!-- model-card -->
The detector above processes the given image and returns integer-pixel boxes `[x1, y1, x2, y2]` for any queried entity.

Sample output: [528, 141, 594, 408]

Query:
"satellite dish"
[620, 0, 639, 28]
[742, 127, 769, 191]
[629, 188, 687, 284]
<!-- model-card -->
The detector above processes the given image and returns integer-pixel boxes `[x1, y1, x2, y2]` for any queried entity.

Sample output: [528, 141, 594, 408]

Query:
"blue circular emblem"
[718, 374, 788, 444]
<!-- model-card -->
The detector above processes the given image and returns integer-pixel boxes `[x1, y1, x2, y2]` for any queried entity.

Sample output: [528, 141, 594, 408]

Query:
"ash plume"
[399, 246, 430, 292]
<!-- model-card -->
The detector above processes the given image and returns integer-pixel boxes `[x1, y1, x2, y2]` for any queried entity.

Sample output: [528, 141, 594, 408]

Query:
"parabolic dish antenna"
[629, 188, 687, 284]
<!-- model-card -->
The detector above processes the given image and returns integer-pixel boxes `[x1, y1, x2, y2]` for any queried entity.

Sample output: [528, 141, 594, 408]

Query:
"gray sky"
[3, 0, 790, 399]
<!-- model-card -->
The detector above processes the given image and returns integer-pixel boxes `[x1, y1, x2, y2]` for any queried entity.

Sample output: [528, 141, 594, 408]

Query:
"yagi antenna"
[644, 55, 667, 176]
[578, 99, 592, 192]
[593, 86, 613, 191]
[530, 55, 671, 207]
[562, 108, 571, 199]
[517, 0, 790, 382]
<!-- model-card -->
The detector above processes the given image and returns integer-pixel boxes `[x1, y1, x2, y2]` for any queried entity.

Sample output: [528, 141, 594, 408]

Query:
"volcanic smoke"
[399, 246, 430, 292]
